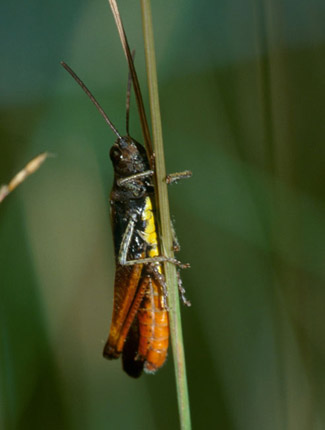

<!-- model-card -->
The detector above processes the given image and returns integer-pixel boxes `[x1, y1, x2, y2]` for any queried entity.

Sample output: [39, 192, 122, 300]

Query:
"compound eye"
[110, 145, 122, 162]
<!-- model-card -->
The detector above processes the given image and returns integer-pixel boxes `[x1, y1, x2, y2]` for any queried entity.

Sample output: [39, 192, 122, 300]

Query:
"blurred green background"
[1, 0, 325, 429]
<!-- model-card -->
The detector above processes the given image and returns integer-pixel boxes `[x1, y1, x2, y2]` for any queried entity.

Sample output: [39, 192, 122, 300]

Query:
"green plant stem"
[140, 1, 191, 429]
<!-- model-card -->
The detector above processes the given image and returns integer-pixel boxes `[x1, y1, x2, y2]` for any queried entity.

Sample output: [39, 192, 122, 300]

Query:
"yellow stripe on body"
[141, 197, 164, 309]
[142, 196, 160, 262]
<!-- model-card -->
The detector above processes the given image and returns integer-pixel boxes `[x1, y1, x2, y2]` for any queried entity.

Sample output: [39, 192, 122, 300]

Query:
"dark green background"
[1, 1, 325, 429]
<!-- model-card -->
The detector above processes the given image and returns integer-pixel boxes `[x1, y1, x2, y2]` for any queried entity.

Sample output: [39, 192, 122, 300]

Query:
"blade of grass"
[140, 1, 191, 428]
[107, 1, 191, 427]
[0, 152, 51, 204]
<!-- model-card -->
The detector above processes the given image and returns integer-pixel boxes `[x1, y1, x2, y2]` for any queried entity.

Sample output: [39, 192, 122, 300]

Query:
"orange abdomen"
[137, 278, 169, 373]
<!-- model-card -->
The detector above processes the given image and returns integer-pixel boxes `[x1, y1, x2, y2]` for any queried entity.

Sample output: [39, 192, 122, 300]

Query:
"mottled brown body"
[101, 135, 169, 377]
[61, 19, 176, 376]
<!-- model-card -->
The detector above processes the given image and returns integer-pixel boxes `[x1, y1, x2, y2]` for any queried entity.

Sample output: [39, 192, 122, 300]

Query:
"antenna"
[125, 50, 135, 136]
[60, 61, 122, 140]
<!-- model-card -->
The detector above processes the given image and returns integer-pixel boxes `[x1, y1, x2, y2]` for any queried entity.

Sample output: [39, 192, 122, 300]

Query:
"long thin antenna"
[109, 0, 153, 162]
[125, 50, 136, 136]
[60, 61, 122, 140]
